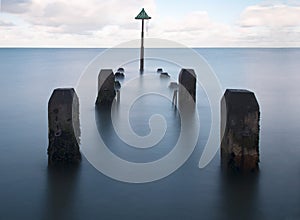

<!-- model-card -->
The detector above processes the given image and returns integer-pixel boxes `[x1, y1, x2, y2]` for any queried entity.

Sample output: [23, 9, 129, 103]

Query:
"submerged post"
[135, 8, 151, 72]
[96, 69, 116, 106]
[221, 89, 260, 172]
[178, 68, 197, 103]
[47, 88, 81, 165]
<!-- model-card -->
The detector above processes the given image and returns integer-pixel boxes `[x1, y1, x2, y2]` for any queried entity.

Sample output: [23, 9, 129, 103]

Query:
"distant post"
[178, 69, 197, 102]
[95, 69, 116, 106]
[135, 8, 151, 72]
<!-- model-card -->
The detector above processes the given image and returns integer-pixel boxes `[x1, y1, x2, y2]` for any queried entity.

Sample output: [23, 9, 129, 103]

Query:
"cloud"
[148, 10, 243, 47]
[1, 0, 32, 14]
[154, 11, 212, 32]
[2, 0, 156, 33]
[237, 4, 300, 46]
[0, 20, 15, 27]
[239, 4, 300, 28]
[164, 3, 300, 47]
[0, 1, 300, 47]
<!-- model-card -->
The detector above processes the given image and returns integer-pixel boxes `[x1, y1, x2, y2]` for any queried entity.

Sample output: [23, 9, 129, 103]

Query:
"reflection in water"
[91, 72, 199, 183]
[43, 164, 81, 220]
[1, 48, 300, 219]
[95, 105, 114, 136]
[94, 91, 183, 164]
[219, 171, 261, 220]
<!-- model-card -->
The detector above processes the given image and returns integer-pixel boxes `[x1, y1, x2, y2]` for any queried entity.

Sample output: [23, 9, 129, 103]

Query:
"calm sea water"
[0, 48, 299, 220]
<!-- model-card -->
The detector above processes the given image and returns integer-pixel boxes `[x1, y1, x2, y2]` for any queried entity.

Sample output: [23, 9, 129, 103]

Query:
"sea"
[0, 48, 299, 220]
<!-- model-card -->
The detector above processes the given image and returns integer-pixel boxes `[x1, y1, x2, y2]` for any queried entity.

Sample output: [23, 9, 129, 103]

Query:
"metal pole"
[140, 19, 144, 72]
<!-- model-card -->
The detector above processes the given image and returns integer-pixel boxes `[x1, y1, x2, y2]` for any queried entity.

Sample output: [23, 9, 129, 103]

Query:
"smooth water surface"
[0, 48, 299, 220]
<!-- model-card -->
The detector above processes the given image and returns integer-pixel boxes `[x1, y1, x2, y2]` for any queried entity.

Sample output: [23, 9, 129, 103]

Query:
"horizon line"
[0, 46, 299, 49]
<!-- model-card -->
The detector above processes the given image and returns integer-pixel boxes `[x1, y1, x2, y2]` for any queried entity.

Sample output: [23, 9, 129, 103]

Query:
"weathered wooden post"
[96, 69, 116, 105]
[178, 68, 196, 103]
[47, 88, 81, 164]
[221, 89, 260, 172]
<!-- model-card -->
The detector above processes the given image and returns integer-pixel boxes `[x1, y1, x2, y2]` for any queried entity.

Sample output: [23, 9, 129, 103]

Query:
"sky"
[0, 0, 300, 47]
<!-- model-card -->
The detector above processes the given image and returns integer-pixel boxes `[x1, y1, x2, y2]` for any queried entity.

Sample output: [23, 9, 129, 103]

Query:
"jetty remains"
[95, 69, 116, 105]
[47, 88, 81, 164]
[221, 89, 260, 172]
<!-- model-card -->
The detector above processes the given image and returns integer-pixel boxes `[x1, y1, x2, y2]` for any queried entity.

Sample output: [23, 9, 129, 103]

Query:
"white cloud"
[239, 4, 300, 28]
[237, 4, 300, 47]
[4, 0, 156, 33]
[0, 1, 300, 47]
[149, 11, 237, 47]
[1, 0, 32, 14]
[0, 19, 15, 27]
[0, 0, 156, 47]
[154, 11, 212, 32]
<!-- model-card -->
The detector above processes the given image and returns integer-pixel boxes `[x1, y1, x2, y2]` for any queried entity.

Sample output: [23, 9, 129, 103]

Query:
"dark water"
[0, 48, 299, 220]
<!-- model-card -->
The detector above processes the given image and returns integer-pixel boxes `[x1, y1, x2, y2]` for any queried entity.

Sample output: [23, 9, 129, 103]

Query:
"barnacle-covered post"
[221, 89, 260, 172]
[47, 88, 81, 165]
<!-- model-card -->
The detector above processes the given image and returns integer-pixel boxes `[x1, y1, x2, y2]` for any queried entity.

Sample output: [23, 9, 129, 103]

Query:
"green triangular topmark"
[135, 8, 151, 19]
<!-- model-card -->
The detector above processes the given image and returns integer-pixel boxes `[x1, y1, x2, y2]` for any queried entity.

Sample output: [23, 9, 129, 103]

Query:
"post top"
[135, 8, 151, 20]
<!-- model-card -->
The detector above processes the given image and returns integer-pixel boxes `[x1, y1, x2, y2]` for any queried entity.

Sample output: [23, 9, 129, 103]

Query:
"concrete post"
[47, 88, 81, 164]
[96, 69, 116, 105]
[178, 68, 196, 103]
[221, 89, 260, 172]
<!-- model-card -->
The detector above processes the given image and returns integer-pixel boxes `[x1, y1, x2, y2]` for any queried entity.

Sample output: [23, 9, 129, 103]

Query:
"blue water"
[0, 48, 299, 220]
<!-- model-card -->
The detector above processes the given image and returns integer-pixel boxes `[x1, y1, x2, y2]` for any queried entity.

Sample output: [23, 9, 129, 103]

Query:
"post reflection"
[43, 164, 81, 220]
[218, 170, 261, 220]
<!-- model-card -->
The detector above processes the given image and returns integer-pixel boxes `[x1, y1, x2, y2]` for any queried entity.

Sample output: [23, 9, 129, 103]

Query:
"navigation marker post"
[135, 8, 151, 73]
